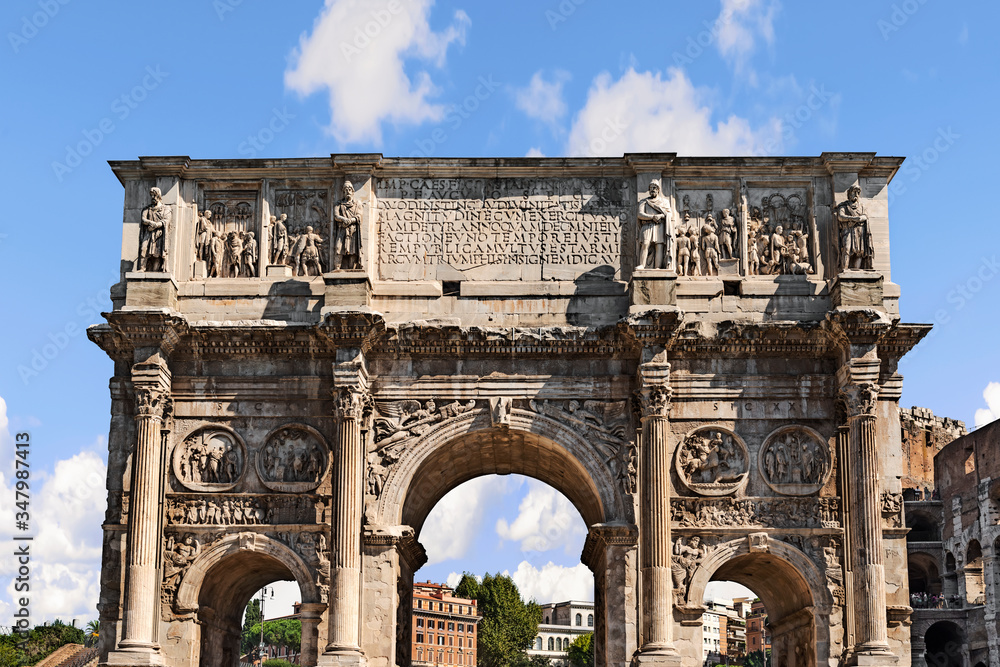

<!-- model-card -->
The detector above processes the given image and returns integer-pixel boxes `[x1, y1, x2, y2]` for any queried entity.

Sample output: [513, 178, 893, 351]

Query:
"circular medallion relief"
[172, 428, 246, 492]
[256, 424, 329, 492]
[675, 427, 749, 496]
[758, 425, 831, 496]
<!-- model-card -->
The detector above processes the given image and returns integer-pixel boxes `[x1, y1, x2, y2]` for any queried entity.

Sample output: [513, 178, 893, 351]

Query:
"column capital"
[133, 385, 171, 419]
[334, 385, 372, 423]
[840, 381, 879, 419]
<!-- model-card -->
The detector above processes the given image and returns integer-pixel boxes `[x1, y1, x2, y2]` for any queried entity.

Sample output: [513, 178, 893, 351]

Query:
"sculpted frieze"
[373, 398, 477, 447]
[672, 535, 718, 601]
[274, 189, 329, 276]
[671, 496, 840, 529]
[675, 189, 738, 277]
[257, 425, 329, 492]
[881, 491, 903, 527]
[172, 428, 246, 492]
[758, 426, 831, 496]
[166, 494, 321, 526]
[162, 532, 202, 604]
[675, 427, 748, 496]
[746, 190, 815, 276]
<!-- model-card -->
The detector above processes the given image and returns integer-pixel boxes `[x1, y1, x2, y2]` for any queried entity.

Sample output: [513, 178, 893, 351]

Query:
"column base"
[632, 645, 683, 667]
[317, 648, 367, 667]
[848, 646, 898, 667]
[103, 646, 166, 667]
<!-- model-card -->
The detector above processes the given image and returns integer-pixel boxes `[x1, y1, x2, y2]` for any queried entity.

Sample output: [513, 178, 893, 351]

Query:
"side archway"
[175, 532, 322, 667]
[686, 537, 833, 667]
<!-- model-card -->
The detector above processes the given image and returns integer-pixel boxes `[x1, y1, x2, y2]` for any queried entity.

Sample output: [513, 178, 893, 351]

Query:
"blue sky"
[1, 0, 999, 622]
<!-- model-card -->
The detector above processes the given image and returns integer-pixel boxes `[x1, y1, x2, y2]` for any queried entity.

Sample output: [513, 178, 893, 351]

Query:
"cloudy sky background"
[1, 0, 999, 623]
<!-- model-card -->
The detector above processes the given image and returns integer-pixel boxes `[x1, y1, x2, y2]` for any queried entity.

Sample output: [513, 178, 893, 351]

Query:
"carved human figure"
[833, 184, 873, 270]
[208, 230, 224, 278]
[702, 225, 720, 276]
[636, 180, 672, 270]
[163, 534, 199, 591]
[671, 536, 706, 593]
[719, 208, 736, 260]
[688, 228, 702, 276]
[770, 225, 786, 273]
[224, 231, 244, 277]
[333, 181, 363, 270]
[138, 187, 171, 271]
[195, 209, 215, 262]
[270, 214, 289, 265]
[675, 230, 691, 277]
[290, 225, 324, 277]
[242, 232, 258, 277]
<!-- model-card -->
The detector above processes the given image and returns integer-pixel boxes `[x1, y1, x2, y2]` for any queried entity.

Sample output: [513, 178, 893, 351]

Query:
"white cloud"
[705, 580, 756, 603]
[515, 70, 571, 124]
[285, 0, 471, 144]
[714, 0, 780, 76]
[565, 68, 782, 157]
[496, 481, 586, 555]
[507, 561, 593, 604]
[0, 395, 108, 624]
[525, 147, 545, 157]
[975, 382, 1000, 428]
[422, 477, 509, 565]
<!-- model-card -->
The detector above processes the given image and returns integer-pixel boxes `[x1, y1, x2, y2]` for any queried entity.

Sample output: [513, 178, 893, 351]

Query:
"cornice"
[667, 319, 830, 358]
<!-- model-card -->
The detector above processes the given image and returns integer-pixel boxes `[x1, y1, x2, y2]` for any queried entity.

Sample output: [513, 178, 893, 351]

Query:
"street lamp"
[258, 586, 274, 665]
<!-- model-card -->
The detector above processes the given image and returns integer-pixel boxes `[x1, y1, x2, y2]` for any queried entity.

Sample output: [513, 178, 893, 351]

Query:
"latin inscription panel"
[376, 177, 631, 281]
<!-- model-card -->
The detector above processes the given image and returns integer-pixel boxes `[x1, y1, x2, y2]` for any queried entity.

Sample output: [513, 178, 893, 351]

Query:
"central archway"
[366, 408, 635, 667]
[685, 537, 833, 667]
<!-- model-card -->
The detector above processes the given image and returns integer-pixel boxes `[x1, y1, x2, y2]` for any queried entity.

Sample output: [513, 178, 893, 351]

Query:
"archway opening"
[965, 540, 984, 605]
[195, 549, 303, 667]
[412, 474, 594, 667]
[703, 581, 760, 666]
[698, 550, 820, 667]
[924, 621, 964, 667]
[906, 512, 940, 541]
[383, 420, 621, 667]
[908, 552, 942, 607]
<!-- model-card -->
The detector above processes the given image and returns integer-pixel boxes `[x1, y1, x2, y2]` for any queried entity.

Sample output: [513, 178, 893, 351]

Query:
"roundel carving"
[173, 427, 246, 492]
[256, 424, 329, 492]
[675, 427, 749, 496]
[758, 425, 831, 496]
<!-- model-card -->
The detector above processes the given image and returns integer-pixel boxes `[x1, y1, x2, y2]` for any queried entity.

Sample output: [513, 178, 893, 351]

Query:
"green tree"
[457, 572, 541, 667]
[745, 649, 772, 667]
[84, 620, 100, 648]
[241, 598, 263, 656]
[568, 632, 594, 667]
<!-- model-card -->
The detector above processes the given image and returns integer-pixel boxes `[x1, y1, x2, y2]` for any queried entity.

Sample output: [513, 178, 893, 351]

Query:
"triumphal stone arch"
[90, 153, 923, 667]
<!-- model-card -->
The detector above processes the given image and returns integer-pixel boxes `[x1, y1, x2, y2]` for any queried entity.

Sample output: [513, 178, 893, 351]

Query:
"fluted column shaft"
[326, 386, 367, 656]
[119, 386, 168, 654]
[843, 382, 892, 655]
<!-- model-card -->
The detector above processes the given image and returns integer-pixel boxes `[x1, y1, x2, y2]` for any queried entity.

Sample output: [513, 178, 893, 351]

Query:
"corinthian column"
[635, 361, 680, 666]
[842, 381, 894, 660]
[322, 379, 370, 666]
[109, 382, 170, 666]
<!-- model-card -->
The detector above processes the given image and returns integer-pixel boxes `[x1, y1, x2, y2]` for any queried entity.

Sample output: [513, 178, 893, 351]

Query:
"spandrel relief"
[746, 190, 815, 276]
[172, 429, 246, 492]
[675, 427, 748, 496]
[758, 426, 831, 496]
[274, 189, 329, 277]
[256, 425, 329, 492]
[674, 189, 738, 277]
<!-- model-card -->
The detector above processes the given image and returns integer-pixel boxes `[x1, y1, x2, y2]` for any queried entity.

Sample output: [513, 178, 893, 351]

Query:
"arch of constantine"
[89, 153, 923, 667]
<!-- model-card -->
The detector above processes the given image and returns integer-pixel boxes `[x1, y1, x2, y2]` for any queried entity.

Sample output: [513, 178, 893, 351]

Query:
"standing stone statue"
[224, 231, 244, 277]
[208, 230, 224, 278]
[332, 181, 363, 270]
[833, 185, 874, 271]
[636, 180, 672, 270]
[291, 226, 324, 277]
[195, 209, 214, 262]
[242, 232, 258, 277]
[138, 187, 171, 272]
[719, 208, 736, 260]
[270, 214, 288, 265]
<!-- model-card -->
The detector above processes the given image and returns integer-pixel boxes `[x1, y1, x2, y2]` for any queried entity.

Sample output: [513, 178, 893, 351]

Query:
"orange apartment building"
[746, 599, 771, 655]
[412, 581, 481, 666]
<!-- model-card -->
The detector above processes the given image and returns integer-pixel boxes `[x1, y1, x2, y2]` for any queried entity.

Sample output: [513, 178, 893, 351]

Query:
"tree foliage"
[745, 649, 772, 667]
[455, 572, 542, 667]
[0, 619, 86, 666]
[241, 599, 263, 656]
[568, 632, 594, 667]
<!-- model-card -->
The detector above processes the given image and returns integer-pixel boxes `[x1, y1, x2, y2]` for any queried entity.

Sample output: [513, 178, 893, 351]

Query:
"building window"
[417, 600, 422, 609]
[417, 618, 424, 628]
[449, 637, 454, 646]
[545, 616, 549, 624]
[417, 634, 424, 644]
[536, 638, 542, 650]
[438, 635, 446, 646]
[449, 622, 455, 631]
[549, 638, 555, 651]
[458, 623, 464, 632]
[575, 613, 582, 626]
[449, 604, 454, 612]
[439, 620, 446, 629]
[588, 614, 593, 627]
[458, 638, 463, 648]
